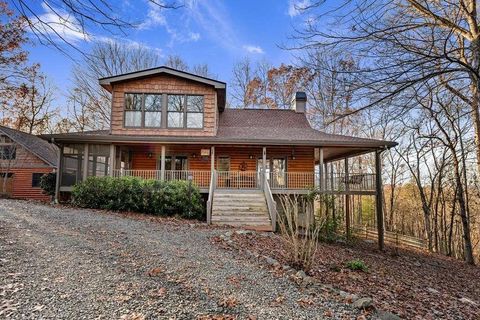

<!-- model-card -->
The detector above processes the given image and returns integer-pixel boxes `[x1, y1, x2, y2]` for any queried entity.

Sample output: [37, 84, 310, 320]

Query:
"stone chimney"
[292, 92, 307, 113]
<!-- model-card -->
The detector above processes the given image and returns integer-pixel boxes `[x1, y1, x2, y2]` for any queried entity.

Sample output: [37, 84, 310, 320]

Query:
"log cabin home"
[0, 126, 58, 201]
[41, 66, 396, 248]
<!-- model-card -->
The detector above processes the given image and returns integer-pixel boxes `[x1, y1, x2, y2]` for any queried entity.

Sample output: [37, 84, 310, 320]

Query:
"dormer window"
[124, 93, 142, 127]
[167, 94, 204, 129]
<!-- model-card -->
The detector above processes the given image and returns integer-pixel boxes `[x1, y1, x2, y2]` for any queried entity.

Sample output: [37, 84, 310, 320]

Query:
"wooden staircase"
[211, 190, 273, 231]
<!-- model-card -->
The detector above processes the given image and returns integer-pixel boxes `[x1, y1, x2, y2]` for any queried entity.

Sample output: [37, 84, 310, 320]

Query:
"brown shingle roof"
[0, 126, 58, 167]
[217, 109, 395, 146]
[39, 109, 396, 148]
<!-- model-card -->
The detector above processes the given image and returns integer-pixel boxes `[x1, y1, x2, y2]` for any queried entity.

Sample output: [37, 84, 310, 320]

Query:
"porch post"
[54, 145, 63, 203]
[319, 147, 324, 192]
[344, 157, 351, 240]
[375, 150, 385, 251]
[109, 144, 115, 176]
[83, 144, 89, 180]
[262, 147, 267, 188]
[210, 146, 215, 171]
[160, 145, 166, 181]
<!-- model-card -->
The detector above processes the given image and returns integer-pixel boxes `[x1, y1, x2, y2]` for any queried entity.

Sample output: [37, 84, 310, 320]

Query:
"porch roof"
[40, 109, 396, 161]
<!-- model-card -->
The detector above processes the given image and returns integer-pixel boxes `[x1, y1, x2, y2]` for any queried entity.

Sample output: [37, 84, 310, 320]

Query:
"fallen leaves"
[218, 295, 238, 309]
[226, 232, 480, 319]
[147, 267, 163, 277]
[120, 312, 145, 320]
[297, 297, 315, 308]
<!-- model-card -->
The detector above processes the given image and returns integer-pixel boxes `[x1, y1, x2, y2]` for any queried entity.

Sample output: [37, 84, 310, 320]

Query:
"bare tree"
[1, 65, 57, 134]
[293, 0, 480, 176]
[67, 40, 161, 130]
[9, 0, 182, 56]
[230, 57, 255, 108]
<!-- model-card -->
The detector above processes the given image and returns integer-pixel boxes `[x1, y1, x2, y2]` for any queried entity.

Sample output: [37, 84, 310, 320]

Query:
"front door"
[162, 155, 188, 180]
[257, 158, 287, 188]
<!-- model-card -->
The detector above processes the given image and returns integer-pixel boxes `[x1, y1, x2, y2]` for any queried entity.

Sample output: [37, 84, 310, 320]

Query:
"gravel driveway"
[0, 199, 360, 319]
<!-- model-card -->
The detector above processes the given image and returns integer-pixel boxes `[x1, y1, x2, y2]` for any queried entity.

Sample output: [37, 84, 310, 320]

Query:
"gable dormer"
[99, 67, 226, 137]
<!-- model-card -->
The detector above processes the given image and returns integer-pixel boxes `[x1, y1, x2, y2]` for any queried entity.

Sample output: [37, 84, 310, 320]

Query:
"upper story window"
[124, 93, 204, 129]
[167, 94, 204, 129]
[124, 93, 162, 128]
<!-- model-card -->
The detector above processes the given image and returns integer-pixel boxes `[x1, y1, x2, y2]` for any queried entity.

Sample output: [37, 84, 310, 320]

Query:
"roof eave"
[40, 133, 396, 149]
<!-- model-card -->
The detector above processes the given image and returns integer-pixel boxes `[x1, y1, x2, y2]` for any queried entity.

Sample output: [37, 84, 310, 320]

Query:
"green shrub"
[72, 176, 204, 219]
[346, 259, 368, 272]
[40, 173, 56, 198]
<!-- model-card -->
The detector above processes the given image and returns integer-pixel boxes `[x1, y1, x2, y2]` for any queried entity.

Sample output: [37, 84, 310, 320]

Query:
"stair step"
[212, 211, 268, 217]
[212, 205, 267, 210]
[212, 216, 270, 222]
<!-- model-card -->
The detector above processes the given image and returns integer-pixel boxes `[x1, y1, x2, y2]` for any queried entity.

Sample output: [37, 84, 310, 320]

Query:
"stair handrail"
[206, 170, 216, 224]
[263, 171, 277, 232]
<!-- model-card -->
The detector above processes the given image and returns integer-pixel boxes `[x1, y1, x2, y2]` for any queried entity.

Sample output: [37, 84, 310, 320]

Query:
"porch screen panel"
[61, 144, 84, 186]
[167, 95, 184, 128]
[186, 95, 204, 128]
[88, 144, 110, 177]
[124, 93, 142, 127]
[144, 94, 162, 127]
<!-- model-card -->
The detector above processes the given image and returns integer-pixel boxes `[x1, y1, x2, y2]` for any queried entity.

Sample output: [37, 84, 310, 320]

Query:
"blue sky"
[19, 0, 310, 111]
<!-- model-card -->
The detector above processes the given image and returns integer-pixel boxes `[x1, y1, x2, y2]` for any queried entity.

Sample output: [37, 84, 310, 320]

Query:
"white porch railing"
[165, 170, 211, 189]
[269, 172, 315, 190]
[113, 169, 160, 180]
[111, 169, 376, 193]
[216, 171, 259, 189]
[112, 169, 211, 189]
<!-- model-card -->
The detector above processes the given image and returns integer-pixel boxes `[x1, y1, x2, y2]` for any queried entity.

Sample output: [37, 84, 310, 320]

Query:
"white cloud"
[31, 2, 89, 43]
[189, 32, 201, 41]
[288, 0, 310, 17]
[139, 1, 167, 30]
[243, 45, 265, 54]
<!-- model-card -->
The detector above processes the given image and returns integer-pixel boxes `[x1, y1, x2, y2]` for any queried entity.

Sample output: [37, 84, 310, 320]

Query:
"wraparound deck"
[111, 169, 377, 194]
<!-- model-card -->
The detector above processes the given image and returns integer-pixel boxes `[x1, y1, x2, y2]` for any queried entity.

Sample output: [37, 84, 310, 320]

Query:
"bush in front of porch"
[71, 176, 203, 219]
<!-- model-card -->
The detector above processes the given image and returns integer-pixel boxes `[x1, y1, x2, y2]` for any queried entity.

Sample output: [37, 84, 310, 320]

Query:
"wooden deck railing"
[111, 170, 376, 193]
[216, 171, 259, 189]
[325, 173, 376, 192]
[112, 169, 211, 189]
[269, 172, 315, 190]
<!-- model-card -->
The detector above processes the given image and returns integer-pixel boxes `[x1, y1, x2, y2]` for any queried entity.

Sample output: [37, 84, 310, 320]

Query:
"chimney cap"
[294, 91, 307, 102]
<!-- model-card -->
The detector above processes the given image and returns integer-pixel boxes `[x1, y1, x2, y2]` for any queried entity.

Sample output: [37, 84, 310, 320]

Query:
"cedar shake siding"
[110, 74, 217, 137]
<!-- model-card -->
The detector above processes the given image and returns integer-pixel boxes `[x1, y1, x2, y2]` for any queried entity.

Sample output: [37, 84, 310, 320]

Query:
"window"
[186, 95, 204, 128]
[32, 173, 44, 187]
[144, 94, 162, 127]
[163, 155, 188, 170]
[217, 156, 230, 171]
[124, 93, 142, 127]
[61, 144, 84, 186]
[167, 94, 204, 129]
[88, 145, 110, 177]
[167, 95, 184, 128]
[0, 145, 16, 160]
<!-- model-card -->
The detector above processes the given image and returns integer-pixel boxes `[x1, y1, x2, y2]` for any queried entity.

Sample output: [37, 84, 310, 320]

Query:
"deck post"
[83, 144, 89, 180]
[54, 145, 63, 203]
[344, 157, 351, 240]
[319, 147, 324, 192]
[109, 144, 115, 176]
[160, 145, 166, 181]
[262, 147, 267, 189]
[375, 150, 385, 251]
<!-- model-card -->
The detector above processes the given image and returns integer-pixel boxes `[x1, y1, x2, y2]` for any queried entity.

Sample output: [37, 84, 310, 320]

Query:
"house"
[41, 66, 396, 248]
[0, 126, 58, 201]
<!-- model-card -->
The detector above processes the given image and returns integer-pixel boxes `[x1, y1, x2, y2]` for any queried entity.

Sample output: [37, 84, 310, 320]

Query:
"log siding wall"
[0, 146, 55, 201]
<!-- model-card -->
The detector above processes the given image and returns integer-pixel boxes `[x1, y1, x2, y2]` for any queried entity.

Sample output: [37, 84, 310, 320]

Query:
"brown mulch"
[229, 233, 480, 320]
